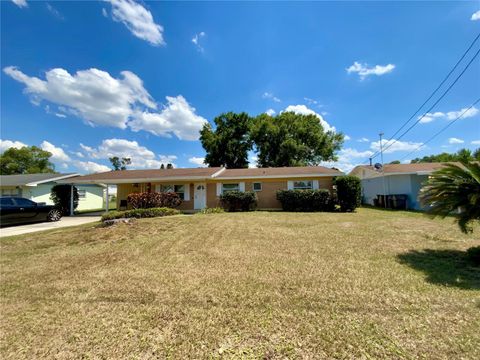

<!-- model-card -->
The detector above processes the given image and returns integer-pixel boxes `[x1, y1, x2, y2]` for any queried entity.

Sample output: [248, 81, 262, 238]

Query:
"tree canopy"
[109, 157, 131, 171]
[200, 112, 253, 168]
[250, 112, 344, 167]
[411, 148, 480, 164]
[0, 146, 55, 175]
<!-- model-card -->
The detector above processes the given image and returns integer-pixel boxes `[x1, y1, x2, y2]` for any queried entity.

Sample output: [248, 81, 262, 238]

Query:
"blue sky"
[1, 0, 479, 173]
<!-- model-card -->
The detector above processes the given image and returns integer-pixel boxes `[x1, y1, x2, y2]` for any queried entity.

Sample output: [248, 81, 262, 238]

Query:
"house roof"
[61, 167, 224, 184]
[350, 162, 461, 177]
[59, 166, 343, 184]
[0, 173, 79, 187]
[217, 166, 344, 179]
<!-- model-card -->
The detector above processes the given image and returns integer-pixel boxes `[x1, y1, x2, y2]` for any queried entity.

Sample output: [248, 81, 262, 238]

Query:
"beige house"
[68, 166, 344, 211]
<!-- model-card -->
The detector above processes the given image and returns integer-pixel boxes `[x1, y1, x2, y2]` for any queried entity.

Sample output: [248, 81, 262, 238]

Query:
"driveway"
[0, 214, 101, 237]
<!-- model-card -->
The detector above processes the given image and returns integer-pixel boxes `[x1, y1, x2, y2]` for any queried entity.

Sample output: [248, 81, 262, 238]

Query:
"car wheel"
[47, 209, 62, 222]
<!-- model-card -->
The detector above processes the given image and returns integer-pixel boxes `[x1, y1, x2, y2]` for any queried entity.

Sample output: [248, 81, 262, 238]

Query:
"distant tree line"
[389, 148, 480, 165]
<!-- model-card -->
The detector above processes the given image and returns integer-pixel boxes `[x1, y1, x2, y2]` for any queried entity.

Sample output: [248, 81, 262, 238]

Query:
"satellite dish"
[374, 163, 383, 171]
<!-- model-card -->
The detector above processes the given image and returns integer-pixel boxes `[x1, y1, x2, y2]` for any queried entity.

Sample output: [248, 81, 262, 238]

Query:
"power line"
[366, 32, 480, 163]
[397, 97, 480, 162]
[378, 47, 480, 155]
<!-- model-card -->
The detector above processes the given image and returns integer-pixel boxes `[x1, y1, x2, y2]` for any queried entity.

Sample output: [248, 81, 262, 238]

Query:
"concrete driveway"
[0, 214, 102, 237]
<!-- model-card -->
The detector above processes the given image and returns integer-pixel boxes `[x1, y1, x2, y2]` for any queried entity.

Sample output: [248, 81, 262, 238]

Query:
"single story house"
[349, 162, 454, 210]
[0, 173, 105, 212]
[67, 166, 344, 212]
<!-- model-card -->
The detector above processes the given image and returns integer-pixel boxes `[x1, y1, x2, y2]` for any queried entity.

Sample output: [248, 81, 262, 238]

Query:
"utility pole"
[379, 132, 387, 208]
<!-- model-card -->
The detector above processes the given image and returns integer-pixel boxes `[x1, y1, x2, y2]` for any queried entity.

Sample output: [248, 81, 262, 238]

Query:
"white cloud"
[344, 135, 351, 141]
[188, 157, 206, 167]
[106, 0, 165, 46]
[248, 153, 258, 168]
[282, 104, 335, 132]
[320, 147, 374, 173]
[46, 3, 64, 20]
[265, 108, 276, 116]
[192, 31, 206, 52]
[74, 161, 111, 173]
[357, 137, 369, 143]
[471, 10, 480, 21]
[4, 66, 206, 140]
[346, 61, 395, 80]
[421, 106, 479, 123]
[471, 140, 480, 145]
[262, 92, 281, 103]
[40, 141, 71, 162]
[129, 95, 207, 140]
[448, 137, 464, 144]
[0, 139, 27, 152]
[12, 0, 27, 8]
[79, 138, 177, 169]
[102, 8, 108, 17]
[370, 139, 423, 154]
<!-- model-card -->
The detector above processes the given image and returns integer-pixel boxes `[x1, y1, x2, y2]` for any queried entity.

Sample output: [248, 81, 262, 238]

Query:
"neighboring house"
[67, 166, 344, 212]
[349, 163, 454, 210]
[0, 173, 105, 212]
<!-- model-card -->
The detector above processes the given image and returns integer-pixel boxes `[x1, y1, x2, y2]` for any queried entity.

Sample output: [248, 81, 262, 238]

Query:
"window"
[78, 190, 86, 199]
[252, 182, 262, 191]
[0, 198, 14, 206]
[14, 198, 36, 207]
[222, 183, 239, 193]
[160, 184, 173, 193]
[174, 185, 185, 200]
[293, 180, 313, 190]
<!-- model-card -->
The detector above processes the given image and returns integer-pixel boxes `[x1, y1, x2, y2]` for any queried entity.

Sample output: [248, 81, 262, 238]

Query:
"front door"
[194, 183, 206, 210]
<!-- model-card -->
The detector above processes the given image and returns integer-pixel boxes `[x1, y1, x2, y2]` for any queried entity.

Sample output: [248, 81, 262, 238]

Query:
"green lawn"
[1, 208, 479, 359]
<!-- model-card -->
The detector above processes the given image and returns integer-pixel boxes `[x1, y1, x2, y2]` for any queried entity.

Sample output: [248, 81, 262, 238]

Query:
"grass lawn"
[1, 208, 479, 359]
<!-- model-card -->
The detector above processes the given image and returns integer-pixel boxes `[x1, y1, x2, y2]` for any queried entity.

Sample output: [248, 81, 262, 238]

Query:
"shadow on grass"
[397, 249, 480, 290]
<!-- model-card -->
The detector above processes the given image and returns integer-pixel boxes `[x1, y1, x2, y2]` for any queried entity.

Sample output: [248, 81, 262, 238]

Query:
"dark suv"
[0, 197, 62, 226]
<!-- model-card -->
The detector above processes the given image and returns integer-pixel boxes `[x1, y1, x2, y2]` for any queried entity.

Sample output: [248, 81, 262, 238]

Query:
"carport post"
[105, 186, 109, 213]
[70, 184, 74, 216]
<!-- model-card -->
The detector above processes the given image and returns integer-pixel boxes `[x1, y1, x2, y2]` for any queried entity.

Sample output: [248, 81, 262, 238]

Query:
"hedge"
[220, 191, 257, 212]
[127, 192, 182, 209]
[101, 207, 180, 222]
[334, 176, 361, 212]
[276, 189, 332, 212]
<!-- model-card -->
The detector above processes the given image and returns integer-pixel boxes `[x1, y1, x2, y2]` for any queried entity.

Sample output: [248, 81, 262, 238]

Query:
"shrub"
[127, 191, 182, 209]
[334, 176, 361, 212]
[220, 191, 257, 212]
[276, 189, 332, 212]
[50, 184, 79, 215]
[466, 246, 480, 266]
[197, 207, 225, 214]
[101, 207, 180, 222]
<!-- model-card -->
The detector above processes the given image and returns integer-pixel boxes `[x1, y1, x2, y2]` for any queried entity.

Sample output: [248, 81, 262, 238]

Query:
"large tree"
[200, 112, 253, 168]
[109, 157, 131, 171]
[0, 146, 55, 175]
[250, 112, 344, 167]
[419, 161, 480, 233]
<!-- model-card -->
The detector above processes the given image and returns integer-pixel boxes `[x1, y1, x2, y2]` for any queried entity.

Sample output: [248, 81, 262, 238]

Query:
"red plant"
[127, 192, 182, 209]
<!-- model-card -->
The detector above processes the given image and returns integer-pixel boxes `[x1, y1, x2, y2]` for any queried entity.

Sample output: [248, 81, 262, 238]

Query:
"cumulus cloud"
[321, 147, 374, 173]
[420, 106, 479, 123]
[0, 139, 27, 152]
[4, 66, 206, 140]
[357, 137, 369, 143]
[346, 61, 395, 80]
[188, 157, 206, 167]
[370, 139, 423, 154]
[12, 0, 27, 8]
[106, 0, 165, 46]
[40, 141, 71, 163]
[471, 10, 480, 21]
[448, 137, 464, 144]
[129, 96, 207, 140]
[344, 135, 351, 141]
[192, 31, 206, 52]
[471, 140, 480, 145]
[265, 108, 276, 116]
[262, 92, 281, 103]
[74, 161, 111, 173]
[282, 104, 335, 132]
[79, 138, 177, 169]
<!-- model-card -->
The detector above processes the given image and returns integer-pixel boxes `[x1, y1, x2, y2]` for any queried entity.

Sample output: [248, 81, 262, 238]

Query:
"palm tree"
[419, 161, 480, 233]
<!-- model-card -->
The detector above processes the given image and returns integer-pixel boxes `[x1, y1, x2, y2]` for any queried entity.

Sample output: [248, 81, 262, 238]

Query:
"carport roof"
[0, 173, 79, 187]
